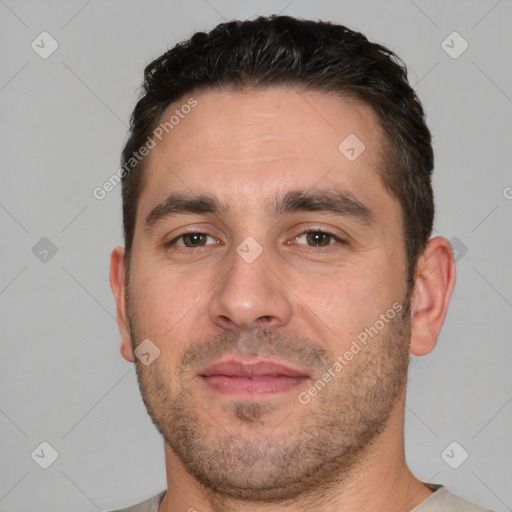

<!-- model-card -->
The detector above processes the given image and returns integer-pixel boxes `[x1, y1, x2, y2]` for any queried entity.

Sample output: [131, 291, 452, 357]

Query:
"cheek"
[129, 265, 209, 343]
[289, 260, 402, 344]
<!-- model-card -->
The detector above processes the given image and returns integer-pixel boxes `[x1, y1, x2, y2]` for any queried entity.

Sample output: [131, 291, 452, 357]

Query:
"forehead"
[138, 86, 398, 222]
[154, 86, 383, 165]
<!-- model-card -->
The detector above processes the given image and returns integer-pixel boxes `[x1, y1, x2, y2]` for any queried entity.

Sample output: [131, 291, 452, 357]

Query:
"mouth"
[198, 358, 310, 397]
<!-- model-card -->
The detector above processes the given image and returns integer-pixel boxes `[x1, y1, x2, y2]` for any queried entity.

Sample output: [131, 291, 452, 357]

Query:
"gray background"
[1, 0, 511, 511]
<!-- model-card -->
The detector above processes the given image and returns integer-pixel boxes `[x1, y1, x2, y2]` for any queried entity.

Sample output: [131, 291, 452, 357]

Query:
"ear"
[409, 236, 457, 356]
[110, 246, 135, 362]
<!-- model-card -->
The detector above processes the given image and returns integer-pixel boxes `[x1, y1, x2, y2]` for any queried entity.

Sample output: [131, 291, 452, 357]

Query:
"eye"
[294, 230, 341, 247]
[172, 233, 217, 247]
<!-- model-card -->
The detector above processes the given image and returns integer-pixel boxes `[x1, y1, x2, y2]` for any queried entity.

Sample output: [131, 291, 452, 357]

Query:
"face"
[123, 87, 412, 500]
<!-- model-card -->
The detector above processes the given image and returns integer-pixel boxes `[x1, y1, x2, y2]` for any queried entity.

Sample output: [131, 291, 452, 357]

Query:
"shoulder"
[107, 490, 166, 512]
[414, 486, 493, 512]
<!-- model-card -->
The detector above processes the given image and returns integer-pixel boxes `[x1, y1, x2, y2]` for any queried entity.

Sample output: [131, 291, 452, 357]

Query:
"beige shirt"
[109, 485, 492, 512]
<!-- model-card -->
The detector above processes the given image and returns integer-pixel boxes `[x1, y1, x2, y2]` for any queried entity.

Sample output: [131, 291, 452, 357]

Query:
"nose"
[208, 241, 293, 331]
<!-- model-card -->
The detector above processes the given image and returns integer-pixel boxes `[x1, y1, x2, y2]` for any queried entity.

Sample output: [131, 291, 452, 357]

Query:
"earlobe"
[109, 246, 135, 363]
[409, 237, 457, 357]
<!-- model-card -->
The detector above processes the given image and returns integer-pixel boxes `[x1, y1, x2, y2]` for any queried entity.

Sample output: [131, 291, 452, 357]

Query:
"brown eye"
[291, 229, 347, 249]
[179, 233, 209, 247]
[295, 231, 337, 247]
[305, 231, 332, 246]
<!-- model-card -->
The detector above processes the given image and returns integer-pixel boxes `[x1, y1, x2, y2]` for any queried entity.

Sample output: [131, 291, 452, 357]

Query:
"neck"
[159, 388, 433, 512]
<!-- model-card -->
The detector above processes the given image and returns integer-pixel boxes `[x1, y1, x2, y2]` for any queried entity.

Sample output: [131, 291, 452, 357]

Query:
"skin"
[110, 86, 456, 512]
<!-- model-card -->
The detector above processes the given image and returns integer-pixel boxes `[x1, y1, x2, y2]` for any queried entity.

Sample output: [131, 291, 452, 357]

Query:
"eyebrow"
[144, 188, 375, 231]
[270, 189, 375, 226]
[144, 193, 227, 231]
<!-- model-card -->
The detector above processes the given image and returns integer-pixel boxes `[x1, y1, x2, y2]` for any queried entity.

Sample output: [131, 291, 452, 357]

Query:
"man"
[109, 15, 492, 512]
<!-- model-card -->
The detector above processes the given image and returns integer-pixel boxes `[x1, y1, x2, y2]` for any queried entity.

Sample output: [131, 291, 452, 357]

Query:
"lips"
[198, 359, 309, 397]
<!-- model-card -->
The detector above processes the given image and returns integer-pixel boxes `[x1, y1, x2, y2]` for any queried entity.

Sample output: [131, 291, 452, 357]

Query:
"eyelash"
[165, 231, 218, 249]
[292, 229, 345, 248]
[165, 229, 346, 251]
